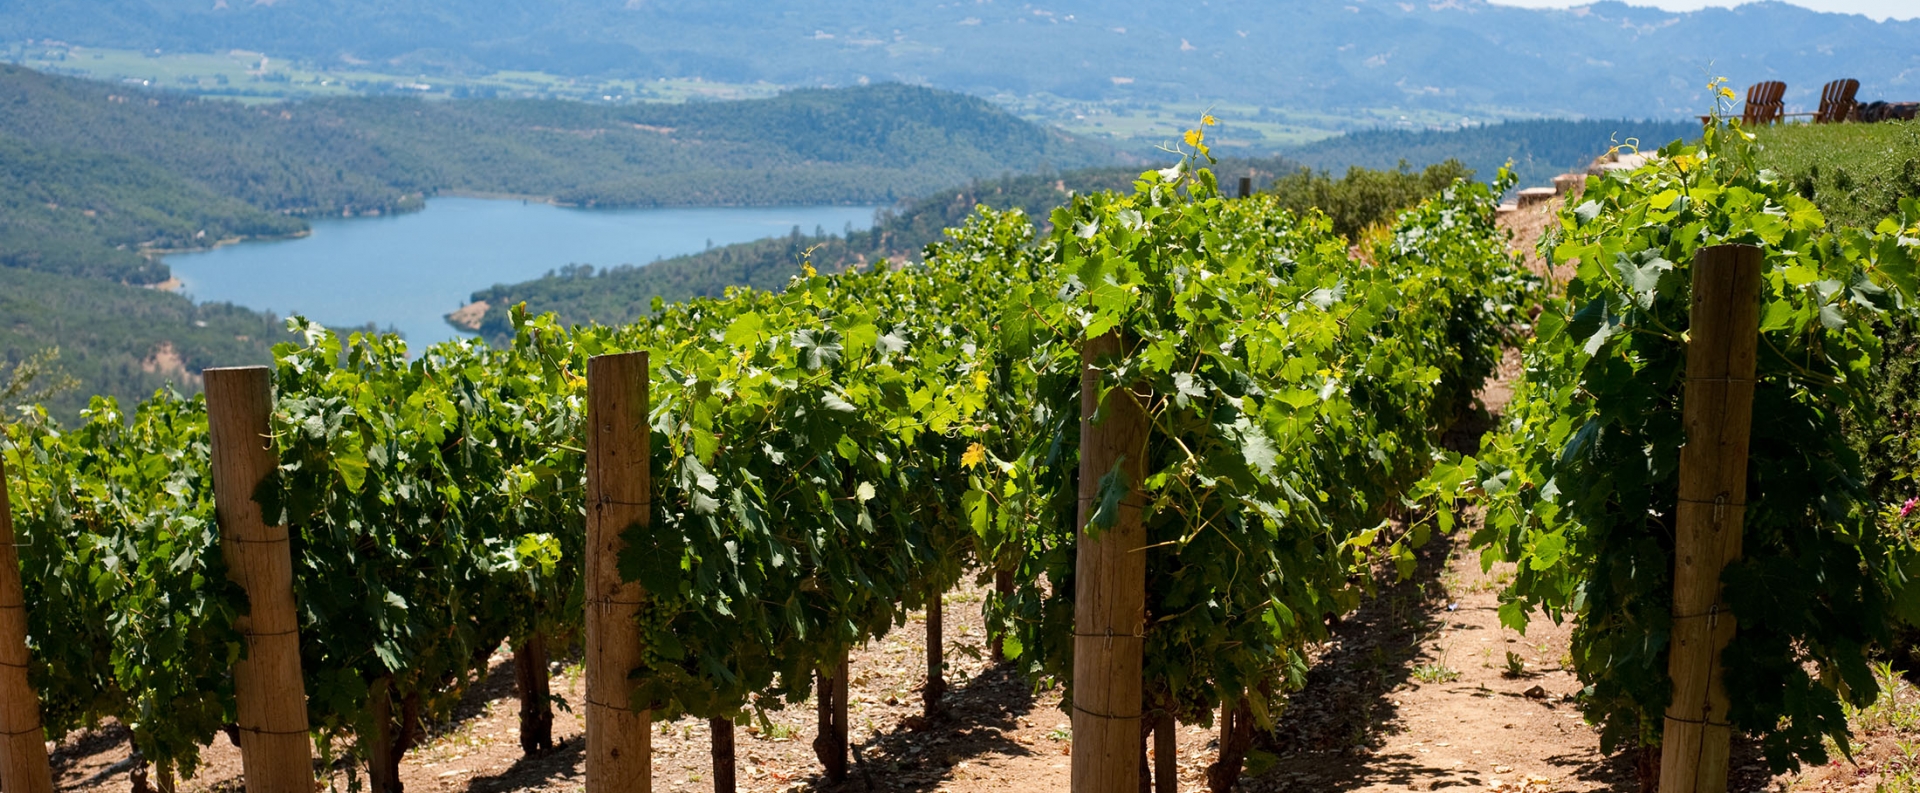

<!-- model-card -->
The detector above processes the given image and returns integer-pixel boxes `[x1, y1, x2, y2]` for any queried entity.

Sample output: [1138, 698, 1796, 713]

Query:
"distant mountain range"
[2, 0, 1915, 119]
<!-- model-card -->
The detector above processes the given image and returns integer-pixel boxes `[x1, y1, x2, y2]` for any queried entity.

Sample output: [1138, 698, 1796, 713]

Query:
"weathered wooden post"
[0, 456, 54, 793]
[1659, 244, 1763, 793]
[586, 352, 651, 793]
[1237, 176, 1253, 199]
[1072, 332, 1149, 793]
[205, 367, 315, 793]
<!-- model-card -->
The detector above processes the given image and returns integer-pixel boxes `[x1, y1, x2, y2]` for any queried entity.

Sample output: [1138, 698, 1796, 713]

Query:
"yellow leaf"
[961, 442, 986, 469]
[1201, 114, 1218, 126]
[1183, 128, 1202, 147]
[801, 262, 817, 277]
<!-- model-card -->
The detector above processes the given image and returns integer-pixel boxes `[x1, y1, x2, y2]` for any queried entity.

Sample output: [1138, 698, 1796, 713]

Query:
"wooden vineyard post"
[1237, 176, 1253, 199]
[366, 679, 399, 793]
[0, 455, 54, 793]
[205, 367, 315, 793]
[925, 591, 945, 720]
[586, 352, 651, 793]
[1139, 727, 1151, 793]
[1659, 244, 1763, 793]
[1071, 332, 1149, 793]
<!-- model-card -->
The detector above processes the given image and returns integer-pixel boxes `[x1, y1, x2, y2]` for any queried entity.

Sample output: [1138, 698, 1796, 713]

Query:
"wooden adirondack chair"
[1815, 78, 1860, 123]
[1744, 81, 1786, 125]
[1699, 81, 1787, 126]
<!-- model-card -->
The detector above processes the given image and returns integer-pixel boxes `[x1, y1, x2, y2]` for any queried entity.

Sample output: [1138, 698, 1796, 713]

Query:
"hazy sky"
[1486, 0, 1916, 20]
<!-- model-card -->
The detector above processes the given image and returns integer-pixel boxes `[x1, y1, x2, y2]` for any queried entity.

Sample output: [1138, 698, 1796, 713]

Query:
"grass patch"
[1755, 120, 1920, 229]
[1412, 663, 1461, 684]
[1851, 663, 1920, 735]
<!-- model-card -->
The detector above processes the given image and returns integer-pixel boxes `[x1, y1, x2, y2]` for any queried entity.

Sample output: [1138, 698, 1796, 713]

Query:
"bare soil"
[1504, 197, 1571, 288]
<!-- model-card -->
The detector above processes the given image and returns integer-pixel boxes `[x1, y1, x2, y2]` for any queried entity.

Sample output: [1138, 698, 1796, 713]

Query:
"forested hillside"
[0, 135, 302, 283]
[0, 65, 1115, 284]
[0, 63, 1115, 417]
[0, 267, 291, 419]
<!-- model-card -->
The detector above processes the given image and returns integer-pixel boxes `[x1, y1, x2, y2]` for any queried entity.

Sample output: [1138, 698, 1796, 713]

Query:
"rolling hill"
[0, 64, 1117, 284]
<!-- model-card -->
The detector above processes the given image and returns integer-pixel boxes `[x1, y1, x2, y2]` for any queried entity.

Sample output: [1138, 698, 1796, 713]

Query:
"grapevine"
[1426, 119, 1920, 771]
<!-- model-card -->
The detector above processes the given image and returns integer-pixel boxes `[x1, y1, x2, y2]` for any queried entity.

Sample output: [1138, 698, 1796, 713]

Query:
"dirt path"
[1254, 534, 1624, 793]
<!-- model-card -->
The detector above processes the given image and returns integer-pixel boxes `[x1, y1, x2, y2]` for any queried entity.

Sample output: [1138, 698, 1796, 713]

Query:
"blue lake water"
[164, 198, 883, 346]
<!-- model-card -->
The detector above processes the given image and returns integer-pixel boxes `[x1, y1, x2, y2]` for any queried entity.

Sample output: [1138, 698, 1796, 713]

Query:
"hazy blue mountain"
[3, 1, 1914, 119]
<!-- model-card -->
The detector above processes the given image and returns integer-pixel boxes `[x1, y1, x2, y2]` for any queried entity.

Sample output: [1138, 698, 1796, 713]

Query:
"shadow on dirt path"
[1242, 508, 1778, 792]
[466, 735, 585, 793]
[817, 663, 1052, 793]
[1254, 522, 1476, 787]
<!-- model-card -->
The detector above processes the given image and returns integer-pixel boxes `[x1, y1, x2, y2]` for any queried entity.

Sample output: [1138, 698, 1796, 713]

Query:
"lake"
[164, 198, 884, 346]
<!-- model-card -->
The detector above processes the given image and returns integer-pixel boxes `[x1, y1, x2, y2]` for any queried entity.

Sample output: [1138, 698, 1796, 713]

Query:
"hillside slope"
[0, 65, 1116, 283]
[0, 267, 291, 420]
[3, 1, 1915, 119]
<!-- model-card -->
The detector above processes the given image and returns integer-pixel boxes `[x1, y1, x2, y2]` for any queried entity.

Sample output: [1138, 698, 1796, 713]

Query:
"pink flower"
[1903, 498, 1919, 518]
